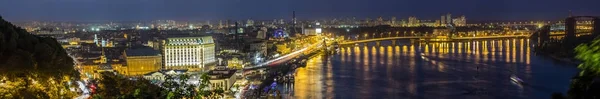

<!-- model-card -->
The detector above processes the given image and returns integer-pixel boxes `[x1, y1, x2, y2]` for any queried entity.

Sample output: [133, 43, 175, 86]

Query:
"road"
[243, 39, 325, 70]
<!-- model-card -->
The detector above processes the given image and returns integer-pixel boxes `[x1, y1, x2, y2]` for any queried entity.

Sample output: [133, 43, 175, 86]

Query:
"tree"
[568, 37, 600, 99]
[0, 17, 80, 98]
[575, 38, 600, 74]
[94, 72, 162, 98]
[178, 75, 196, 98]
[212, 88, 225, 98]
[196, 73, 212, 98]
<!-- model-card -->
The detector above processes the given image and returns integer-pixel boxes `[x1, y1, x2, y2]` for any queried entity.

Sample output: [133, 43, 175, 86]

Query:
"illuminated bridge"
[531, 16, 600, 47]
[243, 39, 326, 70]
[339, 35, 530, 45]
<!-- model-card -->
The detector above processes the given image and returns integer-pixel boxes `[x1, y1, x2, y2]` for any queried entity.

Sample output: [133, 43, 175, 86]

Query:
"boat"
[510, 75, 524, 84]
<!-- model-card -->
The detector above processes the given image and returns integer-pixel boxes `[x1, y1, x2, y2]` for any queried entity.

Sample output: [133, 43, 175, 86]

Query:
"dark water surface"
[285, 38, 578, 99]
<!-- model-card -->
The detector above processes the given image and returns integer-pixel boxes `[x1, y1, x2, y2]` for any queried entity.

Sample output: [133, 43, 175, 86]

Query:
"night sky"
[1, 0, 599, 21]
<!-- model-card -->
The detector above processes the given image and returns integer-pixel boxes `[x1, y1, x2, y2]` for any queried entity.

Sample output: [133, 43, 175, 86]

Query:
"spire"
[569, 10, 573, 17]
[100, 46, 107, 64]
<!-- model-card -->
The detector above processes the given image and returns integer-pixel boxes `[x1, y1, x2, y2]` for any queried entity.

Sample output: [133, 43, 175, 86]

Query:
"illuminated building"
[163, 36, 216, 71]
[249, 40, 268, 64]
[257, 27, 267, 39]
[303, 28, 317, 35]
[408, 16, 420, 27]
[227, 57, 244, 69]
[377, 16, 384, 25]
[143, 71, 166, 81]
[303, 22, 322, 35]
[78, 61, 100, 78]
[453, 15, 467, 26]
[420, 20, 437, 27]
[219, 20, 223, 29]
[207, 66, 238, 90]
[117, 47, 162, 76]
[77, 47, 122, 79]
[441, 15, 446, 26]
[246, 19, 254, 27]
[147, 39, 162, 50]
[391, 17, 397, 26]
[400, 19, 407, 27]
[446, 13, 452, 25]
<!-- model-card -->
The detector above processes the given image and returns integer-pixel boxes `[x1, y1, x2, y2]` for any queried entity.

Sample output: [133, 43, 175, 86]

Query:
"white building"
[163, 36, 216, 71]
[207, 67, 238, 91]
[257, 27, 267, 39]
[143, 72, 166, 81]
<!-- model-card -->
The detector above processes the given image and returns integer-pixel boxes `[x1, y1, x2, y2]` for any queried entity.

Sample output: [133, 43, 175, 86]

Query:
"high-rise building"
[246, 19, 254, 27]
[163, 36, 216, 71]
[408, 16, 419, 27]
[219, 20, 223, 29]
[352, 17, 357, 25]
[446, 13, 452, 25]
[400, 19, 407, 27]
[206, 20, 211, 26]
[293, 11, 297, 25]
[391, 17, 397, 26]
[441, 16, 446, 26]
[377, 16, 384, 25]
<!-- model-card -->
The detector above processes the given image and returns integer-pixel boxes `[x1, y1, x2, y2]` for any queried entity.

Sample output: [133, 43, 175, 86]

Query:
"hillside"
[0, 16, 80, 98]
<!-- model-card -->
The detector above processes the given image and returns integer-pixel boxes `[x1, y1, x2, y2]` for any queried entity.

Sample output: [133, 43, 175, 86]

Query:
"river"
[282, 38, 579, 99]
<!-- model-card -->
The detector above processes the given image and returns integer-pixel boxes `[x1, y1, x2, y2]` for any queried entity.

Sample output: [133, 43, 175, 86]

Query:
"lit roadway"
[339, 34, 530, 45]
[243, 38, 325, 70]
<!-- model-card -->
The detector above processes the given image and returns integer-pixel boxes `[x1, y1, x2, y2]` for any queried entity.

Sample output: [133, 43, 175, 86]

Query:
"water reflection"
[291, 38, 578, 99]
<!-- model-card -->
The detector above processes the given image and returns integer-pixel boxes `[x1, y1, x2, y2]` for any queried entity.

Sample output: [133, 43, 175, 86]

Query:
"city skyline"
[1, 0, 600, 21]
[1, 0, 600, 98]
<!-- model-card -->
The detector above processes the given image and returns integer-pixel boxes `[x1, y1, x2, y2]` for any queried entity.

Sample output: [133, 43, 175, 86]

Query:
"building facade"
[207, 67, 238, 91]
[120, 47, 162, 76]
[163, 36, 216, 71]
[227, 57, 244, 69]
[453, 15, 467, 27]
[408, 16, 420, 27]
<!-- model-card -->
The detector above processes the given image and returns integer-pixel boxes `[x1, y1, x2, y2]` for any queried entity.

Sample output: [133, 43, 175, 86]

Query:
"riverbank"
[547, 54, 581, 65]
[243, 50, 323, 98]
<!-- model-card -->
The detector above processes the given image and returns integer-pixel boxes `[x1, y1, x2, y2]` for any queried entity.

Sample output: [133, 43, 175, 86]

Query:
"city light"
[1, 1, 598, 99]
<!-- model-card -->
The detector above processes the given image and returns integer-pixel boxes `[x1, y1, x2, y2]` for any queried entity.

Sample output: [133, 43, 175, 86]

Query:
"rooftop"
[126, 47, 160, 56]
[165, 35, 214, 45]
[207, 69, 237, 80]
